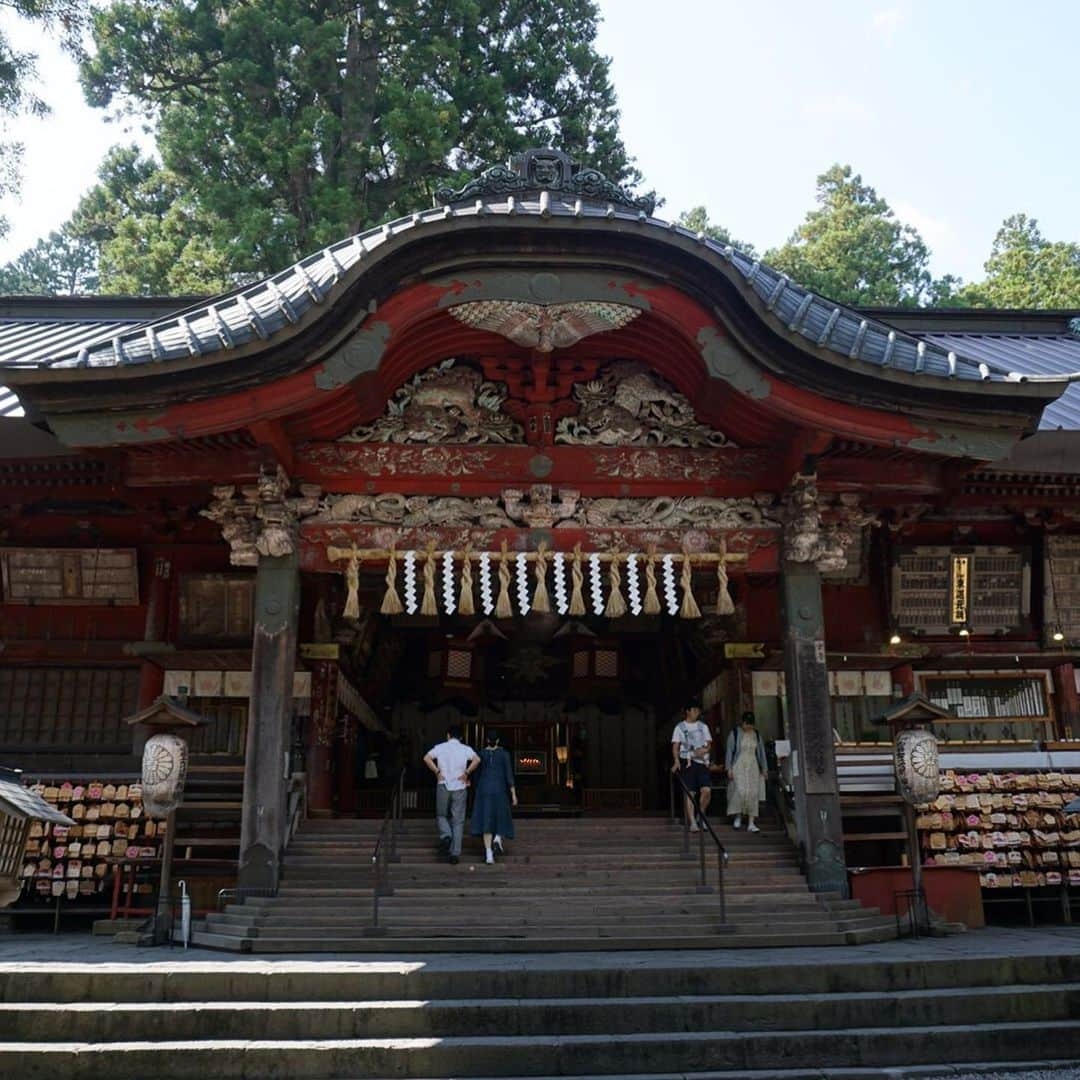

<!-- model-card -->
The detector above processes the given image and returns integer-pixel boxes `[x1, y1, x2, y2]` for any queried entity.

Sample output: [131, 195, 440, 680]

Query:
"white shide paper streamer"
[662, 553, 678, 616]
[626, 553, 642, 616]
[589, 552, 604, 616]
[442, 550, 456, 614]
[553, 551, 569, 615]
[403, 550, 418, 615]
[479, 551, 494, 616]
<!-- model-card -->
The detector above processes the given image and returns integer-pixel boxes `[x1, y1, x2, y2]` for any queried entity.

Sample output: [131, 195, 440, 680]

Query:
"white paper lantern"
[141, 733, 189, 819]
[894, 729, 940, 805]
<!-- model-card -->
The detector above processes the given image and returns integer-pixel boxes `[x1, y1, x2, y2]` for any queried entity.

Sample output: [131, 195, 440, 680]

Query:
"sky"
[0, 1, 1077, 283]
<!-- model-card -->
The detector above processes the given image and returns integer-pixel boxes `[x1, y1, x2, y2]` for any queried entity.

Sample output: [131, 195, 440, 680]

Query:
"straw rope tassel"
[715, 541, 735, 616]
[642, 548, 661, 615]
[343, 553, 361, 619]
[569, 544, 587, 616]
[532, 542, 551, 613]
[420, 541, 439, 616]
[604, 552, 627, 618]
[458, 545, 475, 616]
[380, 546, 404, 615]
[495, 541, 514, 618]
[679, 549, 701, 619]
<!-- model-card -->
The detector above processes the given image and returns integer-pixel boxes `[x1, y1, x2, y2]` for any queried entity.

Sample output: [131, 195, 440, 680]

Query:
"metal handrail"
[671, 768, 729, 923]
[369, 769, 407, 934]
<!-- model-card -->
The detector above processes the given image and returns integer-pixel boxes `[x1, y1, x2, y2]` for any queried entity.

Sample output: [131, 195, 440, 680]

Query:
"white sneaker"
[748, 822, 760, 833]
[493, 836, 504, 854]
[689, 822, 699, 832]
[485, 849, 494, 864]
[733, 816, 743, 830]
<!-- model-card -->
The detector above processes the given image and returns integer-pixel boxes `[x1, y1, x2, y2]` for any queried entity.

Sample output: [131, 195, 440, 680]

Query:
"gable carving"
[555, 361, 731, 448]
[338, 358, 731, 448]
[448, 300, 640, 352]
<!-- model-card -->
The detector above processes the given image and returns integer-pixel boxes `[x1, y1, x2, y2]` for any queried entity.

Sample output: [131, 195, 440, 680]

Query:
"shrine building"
[2, 148, 1080, 943]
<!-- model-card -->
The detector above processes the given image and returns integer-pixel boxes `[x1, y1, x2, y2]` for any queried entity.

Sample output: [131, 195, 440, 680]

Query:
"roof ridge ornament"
[434, 147, 655, 216]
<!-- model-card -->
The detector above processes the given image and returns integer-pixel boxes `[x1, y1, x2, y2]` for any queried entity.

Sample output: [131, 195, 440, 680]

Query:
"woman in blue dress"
[470, 731, 517, 864]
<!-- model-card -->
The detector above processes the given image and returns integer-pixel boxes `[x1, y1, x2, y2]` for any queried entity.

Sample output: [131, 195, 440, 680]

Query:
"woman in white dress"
[725, 712, 768, 832]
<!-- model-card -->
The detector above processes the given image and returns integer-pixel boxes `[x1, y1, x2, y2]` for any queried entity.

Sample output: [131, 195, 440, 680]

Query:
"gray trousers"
[436, 785, 467, 856]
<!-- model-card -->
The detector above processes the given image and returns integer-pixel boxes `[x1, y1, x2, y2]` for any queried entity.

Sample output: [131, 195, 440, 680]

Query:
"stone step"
[11, 953, 1078, 1004]
[4, 985, 1070, 1043]
[7, 1019, 1080, 1077]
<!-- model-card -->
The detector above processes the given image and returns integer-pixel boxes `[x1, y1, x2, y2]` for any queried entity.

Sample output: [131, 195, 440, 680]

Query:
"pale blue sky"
[0, 1, 1076, 283]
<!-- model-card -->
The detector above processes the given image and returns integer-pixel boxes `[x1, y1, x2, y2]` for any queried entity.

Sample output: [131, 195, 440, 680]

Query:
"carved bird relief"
[448, 300, 640, 352]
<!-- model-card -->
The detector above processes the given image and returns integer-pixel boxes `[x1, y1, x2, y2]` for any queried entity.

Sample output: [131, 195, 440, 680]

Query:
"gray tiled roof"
[0, 777, 74, 824]
[3, 192, 1074, 389]
[0, 193, 1078, 424]
[918, 332, 1080, 431]
[0, 318, 141, 417]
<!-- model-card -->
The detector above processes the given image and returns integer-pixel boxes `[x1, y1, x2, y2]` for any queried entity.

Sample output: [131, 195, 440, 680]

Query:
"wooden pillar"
[1052, 664, 1079, 740]
[781, 556, 849, 897]
[305, 659, 338, 816]
[238, 549, 301, 893]
[136, 556, 172, 709]
[893, 664, 916, 698]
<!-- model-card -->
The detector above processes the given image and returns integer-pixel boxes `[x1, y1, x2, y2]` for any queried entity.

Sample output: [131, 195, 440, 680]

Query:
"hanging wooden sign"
[0, 548, 139, 605]
[950, 554, 970, 626]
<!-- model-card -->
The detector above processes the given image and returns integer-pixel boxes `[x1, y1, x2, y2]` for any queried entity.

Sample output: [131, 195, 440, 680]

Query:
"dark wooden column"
[1053, 663, 1079, 739]
[136, 556, 172, 709]
[238, 549, 301, 892]
[780, 556, 849, 897]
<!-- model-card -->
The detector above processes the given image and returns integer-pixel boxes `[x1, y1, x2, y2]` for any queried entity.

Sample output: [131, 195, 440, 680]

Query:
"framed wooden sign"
[891, 546, 1029, 635]
[0, 548, 139, 605]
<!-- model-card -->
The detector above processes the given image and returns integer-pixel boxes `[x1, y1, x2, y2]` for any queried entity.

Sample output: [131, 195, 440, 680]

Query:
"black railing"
[368, 768, 407, 934]
[670, 768, 729, 923]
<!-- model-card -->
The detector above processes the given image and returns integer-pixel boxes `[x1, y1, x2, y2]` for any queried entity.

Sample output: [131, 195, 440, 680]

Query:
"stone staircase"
[3, 946, 1080, 1076]
[191, 814, 895, 952]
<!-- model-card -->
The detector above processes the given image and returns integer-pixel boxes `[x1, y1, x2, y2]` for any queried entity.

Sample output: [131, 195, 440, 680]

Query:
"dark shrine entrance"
[324, 592, 733, 817]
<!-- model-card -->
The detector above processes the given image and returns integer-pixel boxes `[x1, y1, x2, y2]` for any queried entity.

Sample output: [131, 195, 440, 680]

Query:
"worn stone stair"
[190, 815, 895, 952]
[3, 949, 1079, 1077]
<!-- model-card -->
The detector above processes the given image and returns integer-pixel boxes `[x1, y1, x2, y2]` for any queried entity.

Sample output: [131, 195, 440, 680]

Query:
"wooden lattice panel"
[1045, 536, 1080, 645]
[892, 546, 1029, 635]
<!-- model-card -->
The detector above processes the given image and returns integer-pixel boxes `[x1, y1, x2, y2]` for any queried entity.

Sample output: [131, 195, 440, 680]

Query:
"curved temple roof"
[1, 151, 1079, 431]
[10, 195, 1071, 391]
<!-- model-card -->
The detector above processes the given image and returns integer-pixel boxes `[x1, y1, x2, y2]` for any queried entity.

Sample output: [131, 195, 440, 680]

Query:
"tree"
[676, 206, 757, 258]
[766, 164, 943, 308]
[0, 228, 97, 294]
[959, 214, 1080, 309]
[0, 1, 88, 236]
[80, 0, 638, 278]
[67, 145, 233, 295]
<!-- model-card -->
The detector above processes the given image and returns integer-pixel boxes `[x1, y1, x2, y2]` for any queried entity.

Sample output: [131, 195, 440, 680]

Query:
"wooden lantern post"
[878, 694, 954, 911]
[124, 696, 208, 945]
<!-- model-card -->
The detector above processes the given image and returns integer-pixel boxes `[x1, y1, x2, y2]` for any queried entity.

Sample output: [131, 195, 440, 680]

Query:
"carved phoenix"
[448, 300, 640, 352]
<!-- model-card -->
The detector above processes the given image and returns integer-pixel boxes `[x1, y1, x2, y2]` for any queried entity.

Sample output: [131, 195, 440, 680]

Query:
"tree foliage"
[958, 214, 1080, 309]
[0, 227, 97, 294]
[67, 145, 232, 295]
[0, 0, 88, 237]
[79, 0, 635, 278]
[676, 206, 756, 258]
[765, 165, 944, 307]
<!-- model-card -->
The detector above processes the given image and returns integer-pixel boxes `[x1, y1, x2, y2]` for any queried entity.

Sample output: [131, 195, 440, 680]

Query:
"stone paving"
[1, 924, 1079, 972]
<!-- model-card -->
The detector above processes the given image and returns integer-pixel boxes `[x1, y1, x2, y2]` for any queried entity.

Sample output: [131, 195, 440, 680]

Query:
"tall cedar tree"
[80, 0, 637, 279]
[766, 164, 941, 308]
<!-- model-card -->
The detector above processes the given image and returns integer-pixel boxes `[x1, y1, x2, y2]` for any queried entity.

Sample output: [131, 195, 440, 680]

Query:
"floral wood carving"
[448, 300, 640, 352]
[341, 359, 523, 445]
[310, 486, 779, 531]
[555, 361, 731, 449]
[201, 466, 322, 566]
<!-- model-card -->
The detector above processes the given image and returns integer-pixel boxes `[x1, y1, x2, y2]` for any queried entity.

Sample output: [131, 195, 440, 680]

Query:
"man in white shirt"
[423, 725, 479, 864]
[670, 700, 713, 831]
